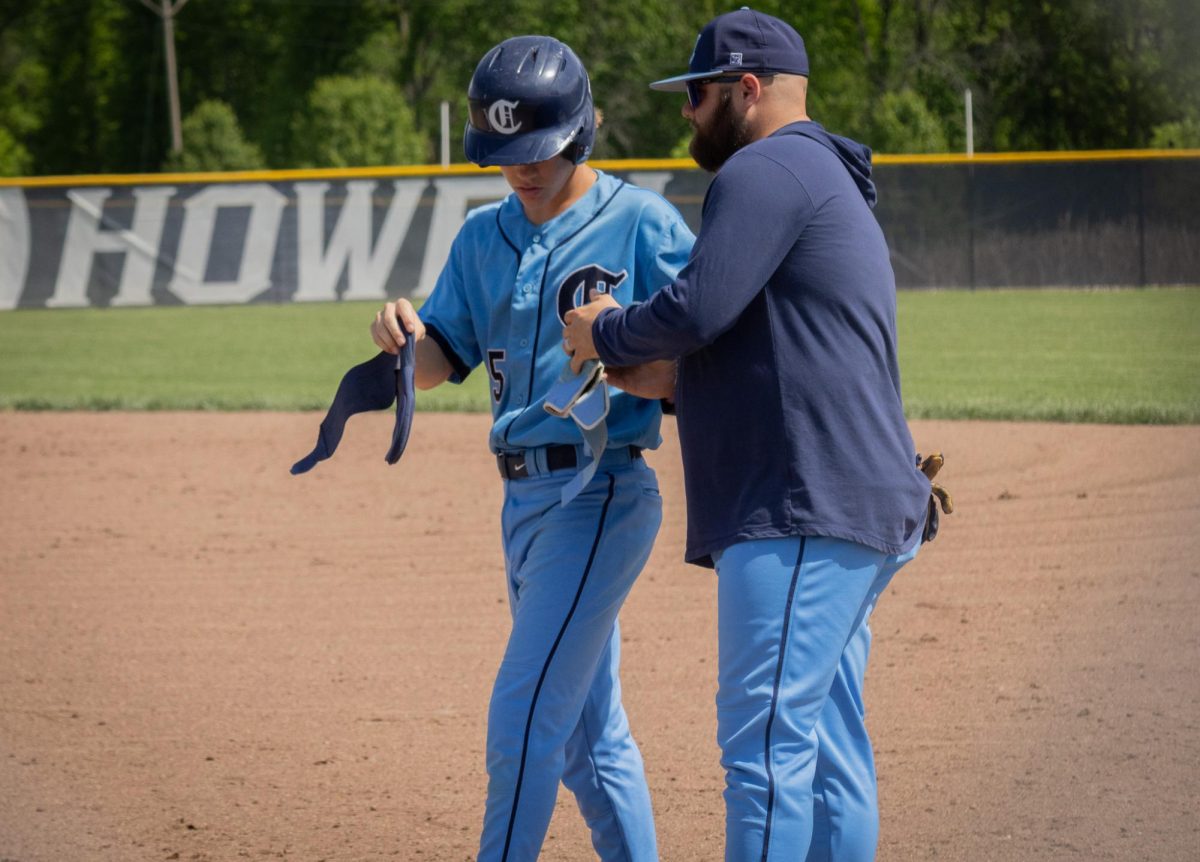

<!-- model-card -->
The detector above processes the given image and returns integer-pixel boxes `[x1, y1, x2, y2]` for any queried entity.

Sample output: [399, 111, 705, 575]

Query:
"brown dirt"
[1, 413, 1198, 862]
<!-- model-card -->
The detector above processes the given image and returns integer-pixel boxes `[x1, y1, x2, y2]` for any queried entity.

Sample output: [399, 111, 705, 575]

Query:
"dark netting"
[869, 158, 1200, 289]
[663, 156, 1199, 290]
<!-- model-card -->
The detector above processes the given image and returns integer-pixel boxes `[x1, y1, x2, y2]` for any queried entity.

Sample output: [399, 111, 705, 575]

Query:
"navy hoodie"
[593, 121, 930, 566]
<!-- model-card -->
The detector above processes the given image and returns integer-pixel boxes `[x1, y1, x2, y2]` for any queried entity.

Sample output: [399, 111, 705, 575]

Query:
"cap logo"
[488, 100, 522, 134]
[729, 52, 743, 66]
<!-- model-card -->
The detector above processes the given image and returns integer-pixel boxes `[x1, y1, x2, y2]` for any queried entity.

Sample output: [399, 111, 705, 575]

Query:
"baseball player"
[370, 36, 694, 862]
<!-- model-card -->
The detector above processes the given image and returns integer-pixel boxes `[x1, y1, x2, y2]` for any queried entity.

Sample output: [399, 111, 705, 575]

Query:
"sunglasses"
[685, 73, 776, 109]
[685, 76, 744, 109]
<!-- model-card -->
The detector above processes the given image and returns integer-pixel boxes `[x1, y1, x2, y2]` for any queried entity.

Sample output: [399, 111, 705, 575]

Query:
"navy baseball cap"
[650, 6, 809, 92]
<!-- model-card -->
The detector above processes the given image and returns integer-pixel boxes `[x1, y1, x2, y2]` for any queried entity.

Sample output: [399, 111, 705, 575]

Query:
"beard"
[688, 88, 754, 172]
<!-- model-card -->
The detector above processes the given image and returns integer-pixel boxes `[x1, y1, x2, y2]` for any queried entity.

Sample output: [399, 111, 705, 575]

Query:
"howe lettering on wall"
[0, 172, 674, 310]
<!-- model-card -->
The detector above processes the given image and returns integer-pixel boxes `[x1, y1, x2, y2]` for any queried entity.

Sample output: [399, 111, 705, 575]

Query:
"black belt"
[496, 444, 642, 481]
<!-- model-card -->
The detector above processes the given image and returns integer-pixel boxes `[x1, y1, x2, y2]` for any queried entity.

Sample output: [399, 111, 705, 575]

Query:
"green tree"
[0, 45, 47, 143]
[2, 0, 1199, 174]
[0, 125, 31, 175]
[292, 75, 428, 168]
[163, 99, 265, 172]
[1, 2, 61, 173]
[20, 0, 159, 174]
[343, 0, 709, 160]
[920, 0, 1200, 151]
[172, 0, 392, 167]
[669, 131, 693, 161]
[1150, 117, 1200, 148]
[871, 88, 949, 154]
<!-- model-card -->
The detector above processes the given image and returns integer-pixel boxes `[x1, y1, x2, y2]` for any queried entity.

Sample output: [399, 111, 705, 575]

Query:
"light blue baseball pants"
[477, 450, 662, 862]
[714, 535, 919, 862]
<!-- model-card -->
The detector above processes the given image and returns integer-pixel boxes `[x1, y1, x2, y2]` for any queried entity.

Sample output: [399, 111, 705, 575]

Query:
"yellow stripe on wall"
[870, 149, 1200, 165]
[2, 150, 1198, 188]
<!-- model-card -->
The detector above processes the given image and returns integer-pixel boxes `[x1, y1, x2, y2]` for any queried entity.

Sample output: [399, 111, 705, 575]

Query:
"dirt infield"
[2, 412, 1198, 862]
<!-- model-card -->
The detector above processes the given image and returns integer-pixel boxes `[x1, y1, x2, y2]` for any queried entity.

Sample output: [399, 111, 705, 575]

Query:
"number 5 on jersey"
[487, 349, 507, 403]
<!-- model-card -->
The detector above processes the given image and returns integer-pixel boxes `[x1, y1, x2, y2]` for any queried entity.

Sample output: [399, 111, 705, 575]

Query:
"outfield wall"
[1, 151, 1197, 311]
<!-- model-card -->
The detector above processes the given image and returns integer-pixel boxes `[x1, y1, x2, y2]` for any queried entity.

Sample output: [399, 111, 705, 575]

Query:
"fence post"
[440, 101, 450, 168]
[965, 88, 976, 289]
[964, 88, 974, 158]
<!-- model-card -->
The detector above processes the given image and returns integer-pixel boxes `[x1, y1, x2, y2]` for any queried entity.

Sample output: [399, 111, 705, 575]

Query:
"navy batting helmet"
[464, 36, 595, 167]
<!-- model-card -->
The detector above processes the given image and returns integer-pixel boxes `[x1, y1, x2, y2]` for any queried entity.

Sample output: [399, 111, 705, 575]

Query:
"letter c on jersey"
[556, 264, 628, 325]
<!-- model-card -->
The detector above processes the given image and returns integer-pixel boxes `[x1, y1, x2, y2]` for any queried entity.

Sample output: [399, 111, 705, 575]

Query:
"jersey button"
[519, 339, 528, 347]
[515, 394, 525, 405]
[532, 233, 541, 243]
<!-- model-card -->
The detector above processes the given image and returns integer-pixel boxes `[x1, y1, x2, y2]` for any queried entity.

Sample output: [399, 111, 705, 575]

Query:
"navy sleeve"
[594, 152, 817, 365]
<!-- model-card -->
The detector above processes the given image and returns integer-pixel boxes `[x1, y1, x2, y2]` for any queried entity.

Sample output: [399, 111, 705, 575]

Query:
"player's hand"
[371, 298, 425, 354]
[604, 359, 678, 400]
[563, 289, 619, 373]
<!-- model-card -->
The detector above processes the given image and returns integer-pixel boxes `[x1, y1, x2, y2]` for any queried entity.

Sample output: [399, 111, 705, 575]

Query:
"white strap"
[544, 360, 610, 506]
[559, 383, 609, 505]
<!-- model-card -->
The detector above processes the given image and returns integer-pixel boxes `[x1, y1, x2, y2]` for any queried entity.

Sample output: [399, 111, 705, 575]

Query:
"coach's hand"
[372, 298, 425, 354]
[563, 290, 619, 373]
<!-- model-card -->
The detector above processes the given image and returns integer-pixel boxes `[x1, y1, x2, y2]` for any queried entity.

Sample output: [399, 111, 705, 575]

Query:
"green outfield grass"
[1, 288, 1197, 423]
[896, 288, 1200, 423]
[0, 302, 490, 412]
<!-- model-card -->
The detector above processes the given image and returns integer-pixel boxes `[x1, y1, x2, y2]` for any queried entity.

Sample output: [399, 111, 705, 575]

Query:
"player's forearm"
[413, 337, 453, 390]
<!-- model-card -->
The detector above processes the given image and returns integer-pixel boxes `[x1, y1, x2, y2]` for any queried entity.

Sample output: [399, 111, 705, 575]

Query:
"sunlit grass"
[1, 288, 1197, 423]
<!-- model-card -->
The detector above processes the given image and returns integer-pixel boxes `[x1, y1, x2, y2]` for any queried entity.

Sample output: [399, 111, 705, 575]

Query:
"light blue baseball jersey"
[419, 170, 695, 454]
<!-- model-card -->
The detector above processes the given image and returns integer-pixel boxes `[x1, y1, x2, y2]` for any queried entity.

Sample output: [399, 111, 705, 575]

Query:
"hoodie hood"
[773, 121, 877, 208]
